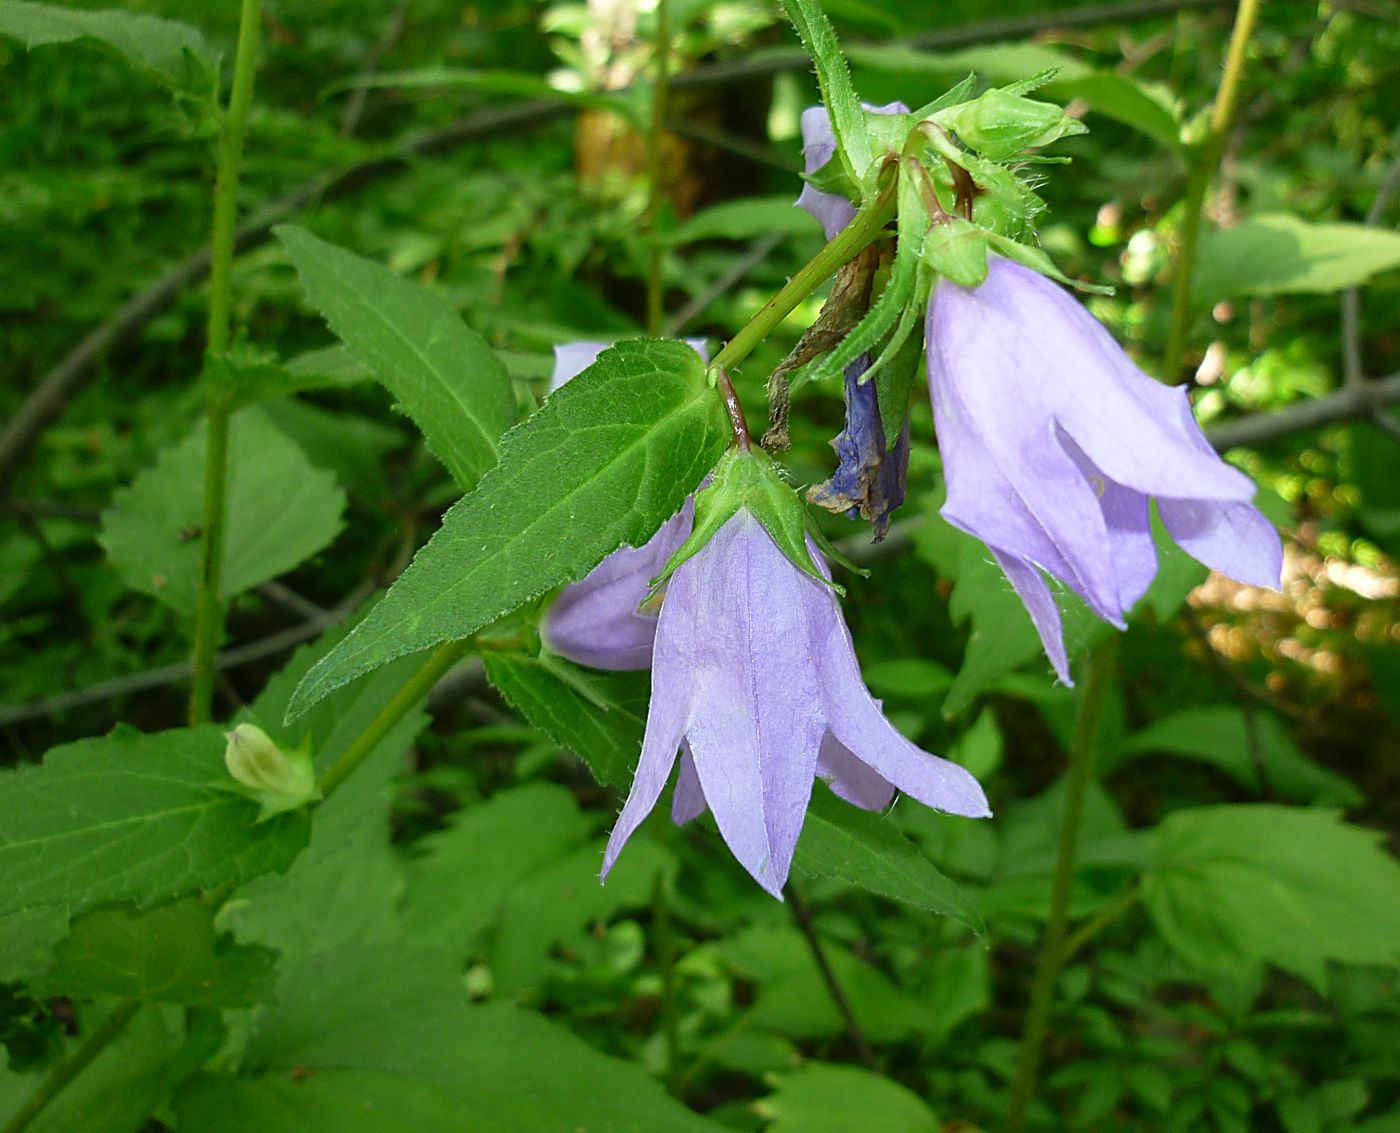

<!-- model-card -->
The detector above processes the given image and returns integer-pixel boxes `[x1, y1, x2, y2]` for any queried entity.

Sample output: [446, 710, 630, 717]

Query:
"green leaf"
[1193, 214, 1400, 302]
[174, 942, 723, 1133]
[482, 652, 648, 789]
[35, 899, 276, 1007]
[0, 907, 68, 983]
[277, 225, 517, 492]
[1142, 805, 1400, 990]
[655, 448, 827, 594]
[403, 783, 593, 954]
[0, 725, 308, 922]
[287, 338, 729, 720]
[671, 196, 818, 244]
[794, 784, 982, 931]
[1120, 707, 1362, 806]
[222, 351, 369, 413]
[780, 0, 873, 183]
[99, 408, 346, 615]
[0, 0, 217, 91]
[761, 1063, 939, 1133]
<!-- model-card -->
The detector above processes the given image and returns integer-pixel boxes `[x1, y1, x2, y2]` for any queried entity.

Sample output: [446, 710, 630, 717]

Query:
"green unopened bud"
[935, 88, 1086, 161]
[224, 724, 320, 822]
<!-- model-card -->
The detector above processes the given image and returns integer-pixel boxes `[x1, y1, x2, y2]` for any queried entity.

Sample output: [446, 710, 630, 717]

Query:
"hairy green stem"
[1161, 0, 1262, 382]
[190, 0, 265, 725]
[317, 639, 472, 796]
[645, 0, 671, 336]
[708, 177, 896, 376]
[1005, 640, 1117, 1133]
[1, 1001, 142, 1133]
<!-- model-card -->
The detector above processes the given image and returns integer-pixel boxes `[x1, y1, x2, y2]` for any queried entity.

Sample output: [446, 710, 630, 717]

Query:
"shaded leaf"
[278, 225, 516, 492]
[761, 1063, 939, 1133]
[100, 408, 346, 615]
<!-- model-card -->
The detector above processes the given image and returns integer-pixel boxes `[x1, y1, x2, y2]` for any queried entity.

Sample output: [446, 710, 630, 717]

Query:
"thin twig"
[663, 232, 786, 337]
[338, 0, 412, 137]
[787, 885, 880, 1072]
[1205, 370, 1400, 449]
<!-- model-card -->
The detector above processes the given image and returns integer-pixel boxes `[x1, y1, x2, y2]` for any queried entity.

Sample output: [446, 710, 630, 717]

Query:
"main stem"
[1161, 0, 1261, 382]
[0, 1002, 141, 1133]
[644, 0, 671, 336]
[190, 0, 264, 725]
[1004, 639, 1117, 1133]
[317, 639, 472, 796]
[708, 179, 896, 376]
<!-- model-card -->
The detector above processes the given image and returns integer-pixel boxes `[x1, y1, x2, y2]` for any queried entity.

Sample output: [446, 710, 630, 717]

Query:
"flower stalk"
[1005, 638, 1117, 1133]
[1161, 0, 1262, 382]
[190, 0, 265, 725]
[644, 0, 671, 336]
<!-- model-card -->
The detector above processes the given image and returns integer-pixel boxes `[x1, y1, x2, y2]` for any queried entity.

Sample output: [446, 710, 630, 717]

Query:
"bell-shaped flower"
[601, 497, 990, 898]
[541, 339, 705, 670]
[796, 101, 908, 241]
[925, 256, 1282, 683]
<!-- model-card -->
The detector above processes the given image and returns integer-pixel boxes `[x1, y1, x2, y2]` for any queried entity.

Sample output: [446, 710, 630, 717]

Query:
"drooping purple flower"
[796, 103, 912, 537]
[542, 340, 706, 670]
[602, 508, 990, 897]
[926, 256, 1282, 683]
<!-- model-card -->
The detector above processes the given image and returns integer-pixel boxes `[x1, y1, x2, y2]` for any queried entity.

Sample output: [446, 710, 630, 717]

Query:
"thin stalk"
[708, 176, 896, 376]
[645, 0, 671, 336]
[190, 0, 265, 725]
[1057, 887, 1140, 968]
[1005, 639, 1117, 1133]
[1, 1001, 142, 1133]
[317, 639, 472, 797]
[1161, 0, 1262, 382]
[652, 873, 682, 1096]
[788, 886, 879, 1072]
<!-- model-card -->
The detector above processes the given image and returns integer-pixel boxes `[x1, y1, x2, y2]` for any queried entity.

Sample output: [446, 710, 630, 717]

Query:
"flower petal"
[600, 545, 697, 880]
[811, 589, 990, 818]
[671, 742, 707, 825]
[683, 512, 827, 897]
[543, 502, 693, 670]
[991, 548, 1073, 686]
[927, 298, 1125, 624]
[796, 102, 909, 242]
[1160, 496, 1283, 589]
[1058, 428, 1158, 613]
[816, 731, 896, 811]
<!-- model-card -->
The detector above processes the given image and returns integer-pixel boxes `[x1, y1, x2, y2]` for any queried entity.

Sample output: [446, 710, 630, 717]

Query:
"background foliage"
[2, 0, 1400, 1131]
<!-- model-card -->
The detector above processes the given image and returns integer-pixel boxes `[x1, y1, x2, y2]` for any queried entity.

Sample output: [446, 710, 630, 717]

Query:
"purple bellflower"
[601, 506, 990, 898]
[926, 256, 1282, 683]
[542, 340, 707, 670]
[796, 104, 912, 538]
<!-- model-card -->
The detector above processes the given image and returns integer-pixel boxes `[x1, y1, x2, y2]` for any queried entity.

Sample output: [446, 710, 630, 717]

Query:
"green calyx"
[223, 723, 321, 823]
[649, 448, 834, 598]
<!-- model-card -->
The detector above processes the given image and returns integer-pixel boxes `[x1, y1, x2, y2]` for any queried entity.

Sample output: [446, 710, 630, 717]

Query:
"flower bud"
[224, 724, 320, 822]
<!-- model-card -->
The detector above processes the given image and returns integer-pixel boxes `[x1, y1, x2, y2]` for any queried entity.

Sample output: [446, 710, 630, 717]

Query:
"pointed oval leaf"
[277, 225, 516, 492]
[287, 339, 730, 719]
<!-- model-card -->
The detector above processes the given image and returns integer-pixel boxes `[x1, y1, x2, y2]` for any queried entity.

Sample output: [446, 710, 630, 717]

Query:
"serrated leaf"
[277, 225, 516, 492]
[780, 0, 872, 183]
[1142, 805, 1400, 990]
[762, 1063, 939, 1133]
[0, 0, 217, 91]
[1194, 214, 1400, 302]
[0, 725, 308, 921]
[287, 338, 729, 719]
[794, 784, 981, 930]
[174, 942, 723, 1133]
[36, 898, 276, 1007]
[100, 408, 346, 615]
[482, 652, 648, 789]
